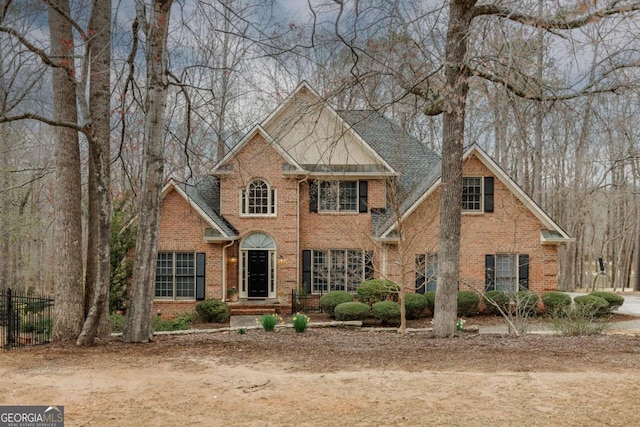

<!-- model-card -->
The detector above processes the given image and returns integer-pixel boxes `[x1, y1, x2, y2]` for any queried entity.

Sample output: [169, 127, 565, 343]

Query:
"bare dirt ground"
[2, 314, 640, 427]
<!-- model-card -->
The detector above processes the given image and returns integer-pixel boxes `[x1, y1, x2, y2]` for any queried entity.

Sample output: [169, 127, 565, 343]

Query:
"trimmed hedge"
[589, 291, 624, 312]
[319, 291, 354, 317]
[195, 299, 230, 323]
[405, 293, 428, 319]
[483, 290, 509, 315]
[424, 291, 436, 315]
[356, 279, 399, 305]
[372, 301, 401, 326]
[541, 291, 572, 315]
[574, 294, 609, 317]
[457, 291, 480, 317]
[334, 302, 371, 321]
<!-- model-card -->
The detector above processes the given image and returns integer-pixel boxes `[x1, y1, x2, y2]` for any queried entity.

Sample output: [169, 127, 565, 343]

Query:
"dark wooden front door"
[248, 250, 269, 298]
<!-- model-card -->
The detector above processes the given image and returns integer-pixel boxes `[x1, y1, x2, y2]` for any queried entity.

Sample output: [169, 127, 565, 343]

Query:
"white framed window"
[485, 253, 529, 293]
[155, 252, 196, 300]
[462, 177, 482, 212]
[318, 181, 358, 213]
[309, 249, 373, 294]
[241, 179, 276, 216]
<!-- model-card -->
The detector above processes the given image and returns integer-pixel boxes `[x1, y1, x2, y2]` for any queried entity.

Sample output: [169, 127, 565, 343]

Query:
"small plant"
[292, 313, 310, 333]
[404, 293, 428, 319]
[456, 318, 466, 331]
[196, 299, 230, 323]
[238, 328, 247, 335]
[541, 291, 572, 315]
[372, 301, 401, 326]
[110, 312, 126, 333]
[457, 290, 480, 317]
[551, 303, 609, 335]
[258, 313, 282, 332]
[334, 302, 371, 321]
[319, 291, 353, 317]
[356, 279, 399, 305]
[152, 315, 192, 332]
[516, 291, 539, 317]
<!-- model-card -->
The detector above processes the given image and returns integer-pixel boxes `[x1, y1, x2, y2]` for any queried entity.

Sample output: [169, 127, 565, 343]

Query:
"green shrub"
[483, 290, 509, 315]
[152, 315, 191, 332]
[551, 303, 609, 335]
[404, 293, 428, 319]
[516, 291, 539, 317]
[589, 291, 624, 312]
[196, 299, 230, 323]
[574, 295, 609, 317]
[356, 279, 399, 305]
[334, 302, 371, 321]
[20, 318, 52, 334]
[541, 292, 572, 315]
[457, 291, 480, 317]
[319, 291, 354, 317]
[372, 301, 401, 326]
[424, 291, 436, 315]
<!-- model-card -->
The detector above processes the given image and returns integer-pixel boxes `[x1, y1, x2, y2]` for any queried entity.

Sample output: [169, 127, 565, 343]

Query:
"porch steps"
[227, 300, 288, 316]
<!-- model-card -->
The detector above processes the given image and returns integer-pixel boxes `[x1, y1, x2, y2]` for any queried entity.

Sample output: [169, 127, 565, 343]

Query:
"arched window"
[241, 179, 276, 216]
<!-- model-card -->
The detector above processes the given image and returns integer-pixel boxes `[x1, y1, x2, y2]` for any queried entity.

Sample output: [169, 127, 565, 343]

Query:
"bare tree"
[123, 0, 174, 343]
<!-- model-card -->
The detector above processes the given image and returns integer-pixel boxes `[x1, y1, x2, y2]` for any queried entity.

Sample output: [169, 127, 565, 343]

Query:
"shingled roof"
[336, 110, 442, 237]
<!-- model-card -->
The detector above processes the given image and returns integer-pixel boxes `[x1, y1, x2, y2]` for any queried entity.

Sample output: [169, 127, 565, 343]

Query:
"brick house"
[153, 82, 571, 317]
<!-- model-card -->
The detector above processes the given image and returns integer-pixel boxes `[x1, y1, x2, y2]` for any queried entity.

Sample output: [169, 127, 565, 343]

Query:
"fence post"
[6, 288, 14, 348]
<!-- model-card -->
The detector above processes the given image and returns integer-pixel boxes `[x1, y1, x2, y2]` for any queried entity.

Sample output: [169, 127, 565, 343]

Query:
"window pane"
[339, 181, 357, 212]
[155, 253, 173, 298]
[346, 250, 363, 293]
[495, 254, 517, 292]
[319, 181, 338, 212]
[313, 250, 329, 293]
[426, 254, 438, 292]
[330, 250, 346, 291]
[462, 177, 482, 211]
[248, 180, 269, 214]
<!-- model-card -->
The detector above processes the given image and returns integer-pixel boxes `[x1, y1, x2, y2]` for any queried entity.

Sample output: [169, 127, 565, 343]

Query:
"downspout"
[222, 240, 234, 302]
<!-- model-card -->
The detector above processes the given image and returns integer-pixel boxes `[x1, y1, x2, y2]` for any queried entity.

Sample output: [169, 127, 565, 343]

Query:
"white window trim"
[462, 176, 483, 213]
[317, 180, 359, 214]
[239, 179, 277, 217]
[154, 252, 196, 301]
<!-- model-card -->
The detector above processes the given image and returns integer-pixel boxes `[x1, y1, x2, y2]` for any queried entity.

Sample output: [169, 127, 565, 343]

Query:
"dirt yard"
[2, 316, 640, 426]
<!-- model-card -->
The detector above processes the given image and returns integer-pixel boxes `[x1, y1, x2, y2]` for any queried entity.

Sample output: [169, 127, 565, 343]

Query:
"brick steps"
[228, 301, 288, 316]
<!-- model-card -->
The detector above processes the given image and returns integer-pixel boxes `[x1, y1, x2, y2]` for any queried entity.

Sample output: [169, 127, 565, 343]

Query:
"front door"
[247, 250, 269, 298]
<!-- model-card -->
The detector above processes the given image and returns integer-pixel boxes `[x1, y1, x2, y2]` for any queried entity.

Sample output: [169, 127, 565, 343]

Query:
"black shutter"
[365, 250, 374, 280]
[415, 254, 426, 294]
[302, 250, 312, 292]
[196, 252, 206, 300]
[518, 254, 529, 290]
[485, 254, 495, 291]
[358, 180, 368, 213]
[484, 177, 494, 213]
[309, 181, 318, 213]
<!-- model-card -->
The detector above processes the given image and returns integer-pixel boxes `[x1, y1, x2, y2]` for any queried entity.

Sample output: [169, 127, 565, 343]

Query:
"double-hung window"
[241, 179, 276, 216]
[485, 253, 529, 293]
[155, 252, 195, 299]
[462, 176, 494, 213]
[318, 181, 358, 213]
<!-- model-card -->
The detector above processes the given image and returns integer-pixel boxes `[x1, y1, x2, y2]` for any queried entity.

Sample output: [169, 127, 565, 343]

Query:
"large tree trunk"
[77, 0, 112, 346]
[49, 0, 84, 340]
[433, 0, 475, 338]
[123, 0, 173, 343]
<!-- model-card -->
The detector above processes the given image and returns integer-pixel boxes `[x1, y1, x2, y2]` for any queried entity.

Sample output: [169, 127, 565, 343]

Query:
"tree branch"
[474, 2, 640, 30]
[0, 113, 86, 132]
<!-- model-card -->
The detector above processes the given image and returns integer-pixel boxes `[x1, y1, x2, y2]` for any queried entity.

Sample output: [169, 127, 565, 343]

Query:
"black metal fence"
[0, 288, 54, 350]
[291, 289, 324, 313]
